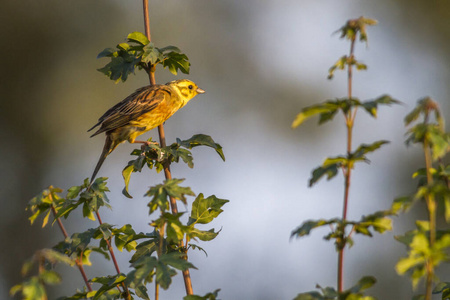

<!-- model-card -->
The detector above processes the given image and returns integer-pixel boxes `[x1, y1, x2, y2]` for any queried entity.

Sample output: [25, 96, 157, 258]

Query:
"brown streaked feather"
[88, 85, 171, 137]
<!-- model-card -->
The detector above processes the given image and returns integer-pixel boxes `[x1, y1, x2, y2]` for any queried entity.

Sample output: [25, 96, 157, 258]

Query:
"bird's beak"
[196, 88, 205, 94]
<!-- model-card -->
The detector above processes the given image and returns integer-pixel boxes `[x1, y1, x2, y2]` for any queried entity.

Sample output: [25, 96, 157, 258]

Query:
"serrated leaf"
[10, 277, 47, 300]
[188, 228, 219, 241]
[361, 95, 400, 118]
[184, 289, 221, 300]
[349, 276, 376, 293]
[130, 240, 157, 263]
[292, 102, 339, 128]
[291, 219, 339, 238]
[142, 42, 163, 64]
[162, 52, 190, 75]
[97, 48, 116, 59]
[127, 31, 150, 46]
[146, 179, 195, 213]
[293, 291, 324, 300]
[352, 140, 389, 159]
[97, 54, 140, 83]
[39, 270, 61, 285]
[309, 162, 341, 187]
[433, 282, 450, 294]
[177, 134, 225, 161]
[391, 195, 415, 213]
[188, 194, 229, 225]
[159, 45, 181, 53]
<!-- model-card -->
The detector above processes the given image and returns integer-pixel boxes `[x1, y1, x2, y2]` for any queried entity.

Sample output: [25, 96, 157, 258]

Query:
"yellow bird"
[88, 79, 205, 184]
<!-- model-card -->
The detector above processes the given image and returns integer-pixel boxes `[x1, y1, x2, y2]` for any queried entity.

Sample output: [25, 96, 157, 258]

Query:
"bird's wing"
[89, 85, 170, 137]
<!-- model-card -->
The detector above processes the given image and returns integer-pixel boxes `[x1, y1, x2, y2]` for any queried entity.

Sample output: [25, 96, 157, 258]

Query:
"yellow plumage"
[88, 79, 205, 183]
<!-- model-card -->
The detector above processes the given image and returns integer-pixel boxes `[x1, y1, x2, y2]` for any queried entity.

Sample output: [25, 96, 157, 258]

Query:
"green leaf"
[160, 252, 197, 272]
[352, 140, 389, 159]
[188, 228, 219, 242]
[39, 270, 61, 285]
[188, 194, 229, 225]
[335, 16, 377, 45]
[293, 291, 324, 300]
[160, 213, 190, 243]
[183, 289, 221, 300]
[130, 239, 157, 263]
[159, 45, 182, 53]
[177, 134, 225, 161]
[292, 101, 340, 128]
[328, 55, 347, 80]
[361, 95, 401, 118]
[349, 276, 377, 293]
[127, 31, 150, 46]
[354, 210, 395, 237]
[142, 42, 163, 64]
[291, 218, 339, 238]
[404, 97, 434, 126]
[145, 179, 195, 214]
[91, 274, 126, 299]
[122, 151, 148, 198]
[97, 53, 140, 83]
[162, 51, 190, 75]
[27, 186, 64, 226]
[433, 282, 450, 294]
[97, 48, 116, 59]
[391, 195, 415, 213]
[309, 160, 342, 187]
[10, 277, 47, 300]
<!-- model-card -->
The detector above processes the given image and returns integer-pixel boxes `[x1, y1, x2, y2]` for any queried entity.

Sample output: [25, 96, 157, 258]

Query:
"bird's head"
[168, 79, 205, 105]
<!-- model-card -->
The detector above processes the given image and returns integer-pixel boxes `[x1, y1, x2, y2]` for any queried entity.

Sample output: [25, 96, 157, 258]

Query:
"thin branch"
[423, 111, 436, 300]
[338, 35, 357, 294]
[142, 0, 194, 295]
[95, 211, 131, 300]
[49, 200, 93, 292]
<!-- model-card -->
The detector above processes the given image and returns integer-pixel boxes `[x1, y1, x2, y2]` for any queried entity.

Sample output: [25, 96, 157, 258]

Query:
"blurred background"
[1, 0, 449, 299]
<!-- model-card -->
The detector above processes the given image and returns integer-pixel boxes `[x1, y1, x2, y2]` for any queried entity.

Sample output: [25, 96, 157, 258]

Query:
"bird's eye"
[188, 85, 193, 90]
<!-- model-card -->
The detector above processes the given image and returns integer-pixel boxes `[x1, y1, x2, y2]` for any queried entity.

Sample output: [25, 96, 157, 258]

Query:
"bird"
[88, 79, 205, 184]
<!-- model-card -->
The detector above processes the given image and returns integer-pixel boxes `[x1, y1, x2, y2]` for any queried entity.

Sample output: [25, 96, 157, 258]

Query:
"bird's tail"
[90, 135, 114, 185]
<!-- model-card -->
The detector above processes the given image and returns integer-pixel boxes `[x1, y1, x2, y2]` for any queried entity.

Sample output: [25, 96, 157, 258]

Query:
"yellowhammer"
[88, 79, 205, 183]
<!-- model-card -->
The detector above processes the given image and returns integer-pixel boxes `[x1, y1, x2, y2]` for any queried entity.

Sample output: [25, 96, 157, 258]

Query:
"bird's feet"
[134, 140, 159, 151]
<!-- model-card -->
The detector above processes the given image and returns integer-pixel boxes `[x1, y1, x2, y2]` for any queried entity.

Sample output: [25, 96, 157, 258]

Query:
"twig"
[423, 112, 435, 300]
[95, 211, 131, 300]
[49, 204, 93, 292]
[142, 0, 194, 295]
[338, 34, 357, 294]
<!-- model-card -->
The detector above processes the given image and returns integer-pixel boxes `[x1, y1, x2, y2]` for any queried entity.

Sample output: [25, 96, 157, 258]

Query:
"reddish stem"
[338, 35, 357, 294]
[142, 0, 194, 295]
[95, 211, 131, 299]
[49, 204, 93, 292]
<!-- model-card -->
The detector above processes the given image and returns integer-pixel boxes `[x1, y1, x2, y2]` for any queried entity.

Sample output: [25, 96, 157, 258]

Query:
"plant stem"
[423, 115, 435, 300]
[142, 0, 194, 295]
[95, 211, 131, 300]
[49, 201, 93, 292]
[155, 224, 165, 300]
[338, 36, 357, 294]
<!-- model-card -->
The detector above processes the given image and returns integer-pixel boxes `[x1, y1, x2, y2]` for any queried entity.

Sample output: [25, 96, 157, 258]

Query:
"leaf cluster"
[404, 97, 450, 161]
[294, 276, 377, 300]
[98, 32, 190, 83]
[393, 97, 450, 297]
[309, 140, 389, 187]
[396, 221, 450, 289]
[335, 17, 378, 44]
[122, 134, 225, 198]
[291, 209, 395, 251]
[292, 96, 399, 129]
[18, 176, 228, 299]
[10, 249, 73, 300]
